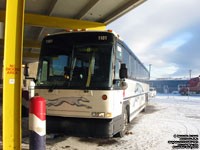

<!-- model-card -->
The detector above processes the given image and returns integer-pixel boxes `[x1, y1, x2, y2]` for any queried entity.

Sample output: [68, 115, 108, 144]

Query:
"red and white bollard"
[29, 96, 46, 150]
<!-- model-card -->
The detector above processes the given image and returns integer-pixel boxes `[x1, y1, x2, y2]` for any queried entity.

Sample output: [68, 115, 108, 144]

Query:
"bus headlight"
[91, 112, 96, 117]
[98, 112, 105, 117]
[91, 112, 105, 117]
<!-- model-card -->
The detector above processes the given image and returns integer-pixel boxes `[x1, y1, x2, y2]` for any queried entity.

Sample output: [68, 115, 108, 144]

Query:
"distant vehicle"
[179, 76, 200, 95]
[172, 91, 179, 94]
[178, 84, 185, 92]
[149, 87, 156, 98]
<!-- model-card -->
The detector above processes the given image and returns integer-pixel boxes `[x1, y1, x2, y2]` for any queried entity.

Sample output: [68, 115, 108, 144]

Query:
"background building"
[149, 79, 188, 93]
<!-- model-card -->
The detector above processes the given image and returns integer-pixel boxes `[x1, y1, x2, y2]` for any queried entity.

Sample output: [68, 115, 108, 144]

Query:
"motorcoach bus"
[28, 30, 149, 137]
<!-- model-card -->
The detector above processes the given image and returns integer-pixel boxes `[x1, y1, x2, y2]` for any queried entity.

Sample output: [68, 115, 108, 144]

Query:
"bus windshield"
[36, 41, 113, 90]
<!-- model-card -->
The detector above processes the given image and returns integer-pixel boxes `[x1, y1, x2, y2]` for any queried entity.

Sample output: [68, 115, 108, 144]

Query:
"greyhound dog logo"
[135, 83, 144, 94]
[46, 97, 92, 109]
[135, 83, 145, 101]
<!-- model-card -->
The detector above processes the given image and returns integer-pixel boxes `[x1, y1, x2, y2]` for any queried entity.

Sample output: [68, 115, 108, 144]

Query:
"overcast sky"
[107, 0, 200, 79]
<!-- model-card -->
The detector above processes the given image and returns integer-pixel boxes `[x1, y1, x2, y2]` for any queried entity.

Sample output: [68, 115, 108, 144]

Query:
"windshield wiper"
[69, 57, 76, 81]
[86, 52, 95, 87]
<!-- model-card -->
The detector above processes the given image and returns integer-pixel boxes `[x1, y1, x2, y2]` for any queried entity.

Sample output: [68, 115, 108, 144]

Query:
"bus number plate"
[98, 36, 107, 41]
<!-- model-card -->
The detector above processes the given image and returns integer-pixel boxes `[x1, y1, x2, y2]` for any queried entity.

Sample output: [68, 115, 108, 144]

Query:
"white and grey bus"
[31, 30, 149, 137]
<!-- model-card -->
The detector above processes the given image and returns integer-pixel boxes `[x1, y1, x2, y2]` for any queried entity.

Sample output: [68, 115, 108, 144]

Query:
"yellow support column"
[3, 0, 25, 149]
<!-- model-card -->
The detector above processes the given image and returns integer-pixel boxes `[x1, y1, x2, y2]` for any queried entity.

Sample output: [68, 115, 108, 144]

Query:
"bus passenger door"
[113, 90, 123, 117]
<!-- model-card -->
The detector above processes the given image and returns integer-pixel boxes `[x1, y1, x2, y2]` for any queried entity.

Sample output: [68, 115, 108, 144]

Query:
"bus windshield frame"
[36, 32, 114, 90]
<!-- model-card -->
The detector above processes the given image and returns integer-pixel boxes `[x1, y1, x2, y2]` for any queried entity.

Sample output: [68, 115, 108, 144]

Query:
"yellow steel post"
[3, 0, 25, 149]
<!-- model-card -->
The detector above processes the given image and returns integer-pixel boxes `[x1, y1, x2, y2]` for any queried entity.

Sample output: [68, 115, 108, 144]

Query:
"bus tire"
[117, 108, 128, 137]
[142, 106, 146, 112]
[142, 95, 148, 112]
[146, 94, 149, 104]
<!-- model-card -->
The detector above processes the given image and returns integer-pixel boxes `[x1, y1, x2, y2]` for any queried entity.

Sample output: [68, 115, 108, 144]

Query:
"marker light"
[102, 95, 107, 100]
[66, 29, 71, 32]
[106, 113, 112, 118]
[81, 28, 88, 31]
[45, 34, 50, 37]
[107, 29, 112, 32]
[74, 29, 80, 31]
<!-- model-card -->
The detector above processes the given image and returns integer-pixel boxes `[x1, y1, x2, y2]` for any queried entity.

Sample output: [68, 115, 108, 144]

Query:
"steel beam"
[0, 50, 40, 59]
[23, 51, 40, 59]
[0, 39, 41, 49]
[3, 0, 25, 149]
[0, 10, 105, 30]
[36, 0, 58, 40]
[74, 0, 100, 20]
[100, 0, 147, 24]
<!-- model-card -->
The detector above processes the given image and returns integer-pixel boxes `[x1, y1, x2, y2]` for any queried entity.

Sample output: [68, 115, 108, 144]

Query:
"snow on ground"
[1, 94, 200, 150]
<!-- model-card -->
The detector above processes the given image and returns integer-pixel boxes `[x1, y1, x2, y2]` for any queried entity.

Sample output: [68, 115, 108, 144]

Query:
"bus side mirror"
[24, 64, 29, 77]
[120, 63, 128, 79]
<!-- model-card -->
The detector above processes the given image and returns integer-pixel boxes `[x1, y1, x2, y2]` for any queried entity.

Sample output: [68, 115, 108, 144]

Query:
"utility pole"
[189, 69, 192, 79]
[149, 64, 152, 80]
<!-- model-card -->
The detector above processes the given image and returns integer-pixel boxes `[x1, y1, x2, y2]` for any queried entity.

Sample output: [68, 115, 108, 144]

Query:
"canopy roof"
[0, 0, 146, 62]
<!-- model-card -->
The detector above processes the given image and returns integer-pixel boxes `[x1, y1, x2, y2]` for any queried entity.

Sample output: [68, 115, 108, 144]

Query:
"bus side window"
[115, 60, 120, 79]
[40, 60, 48, 82]
[115, 45, 122, 80]
[116, 45, 122, 60]
[121, 46, 131, 78]
[131, 56, 136, 79]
